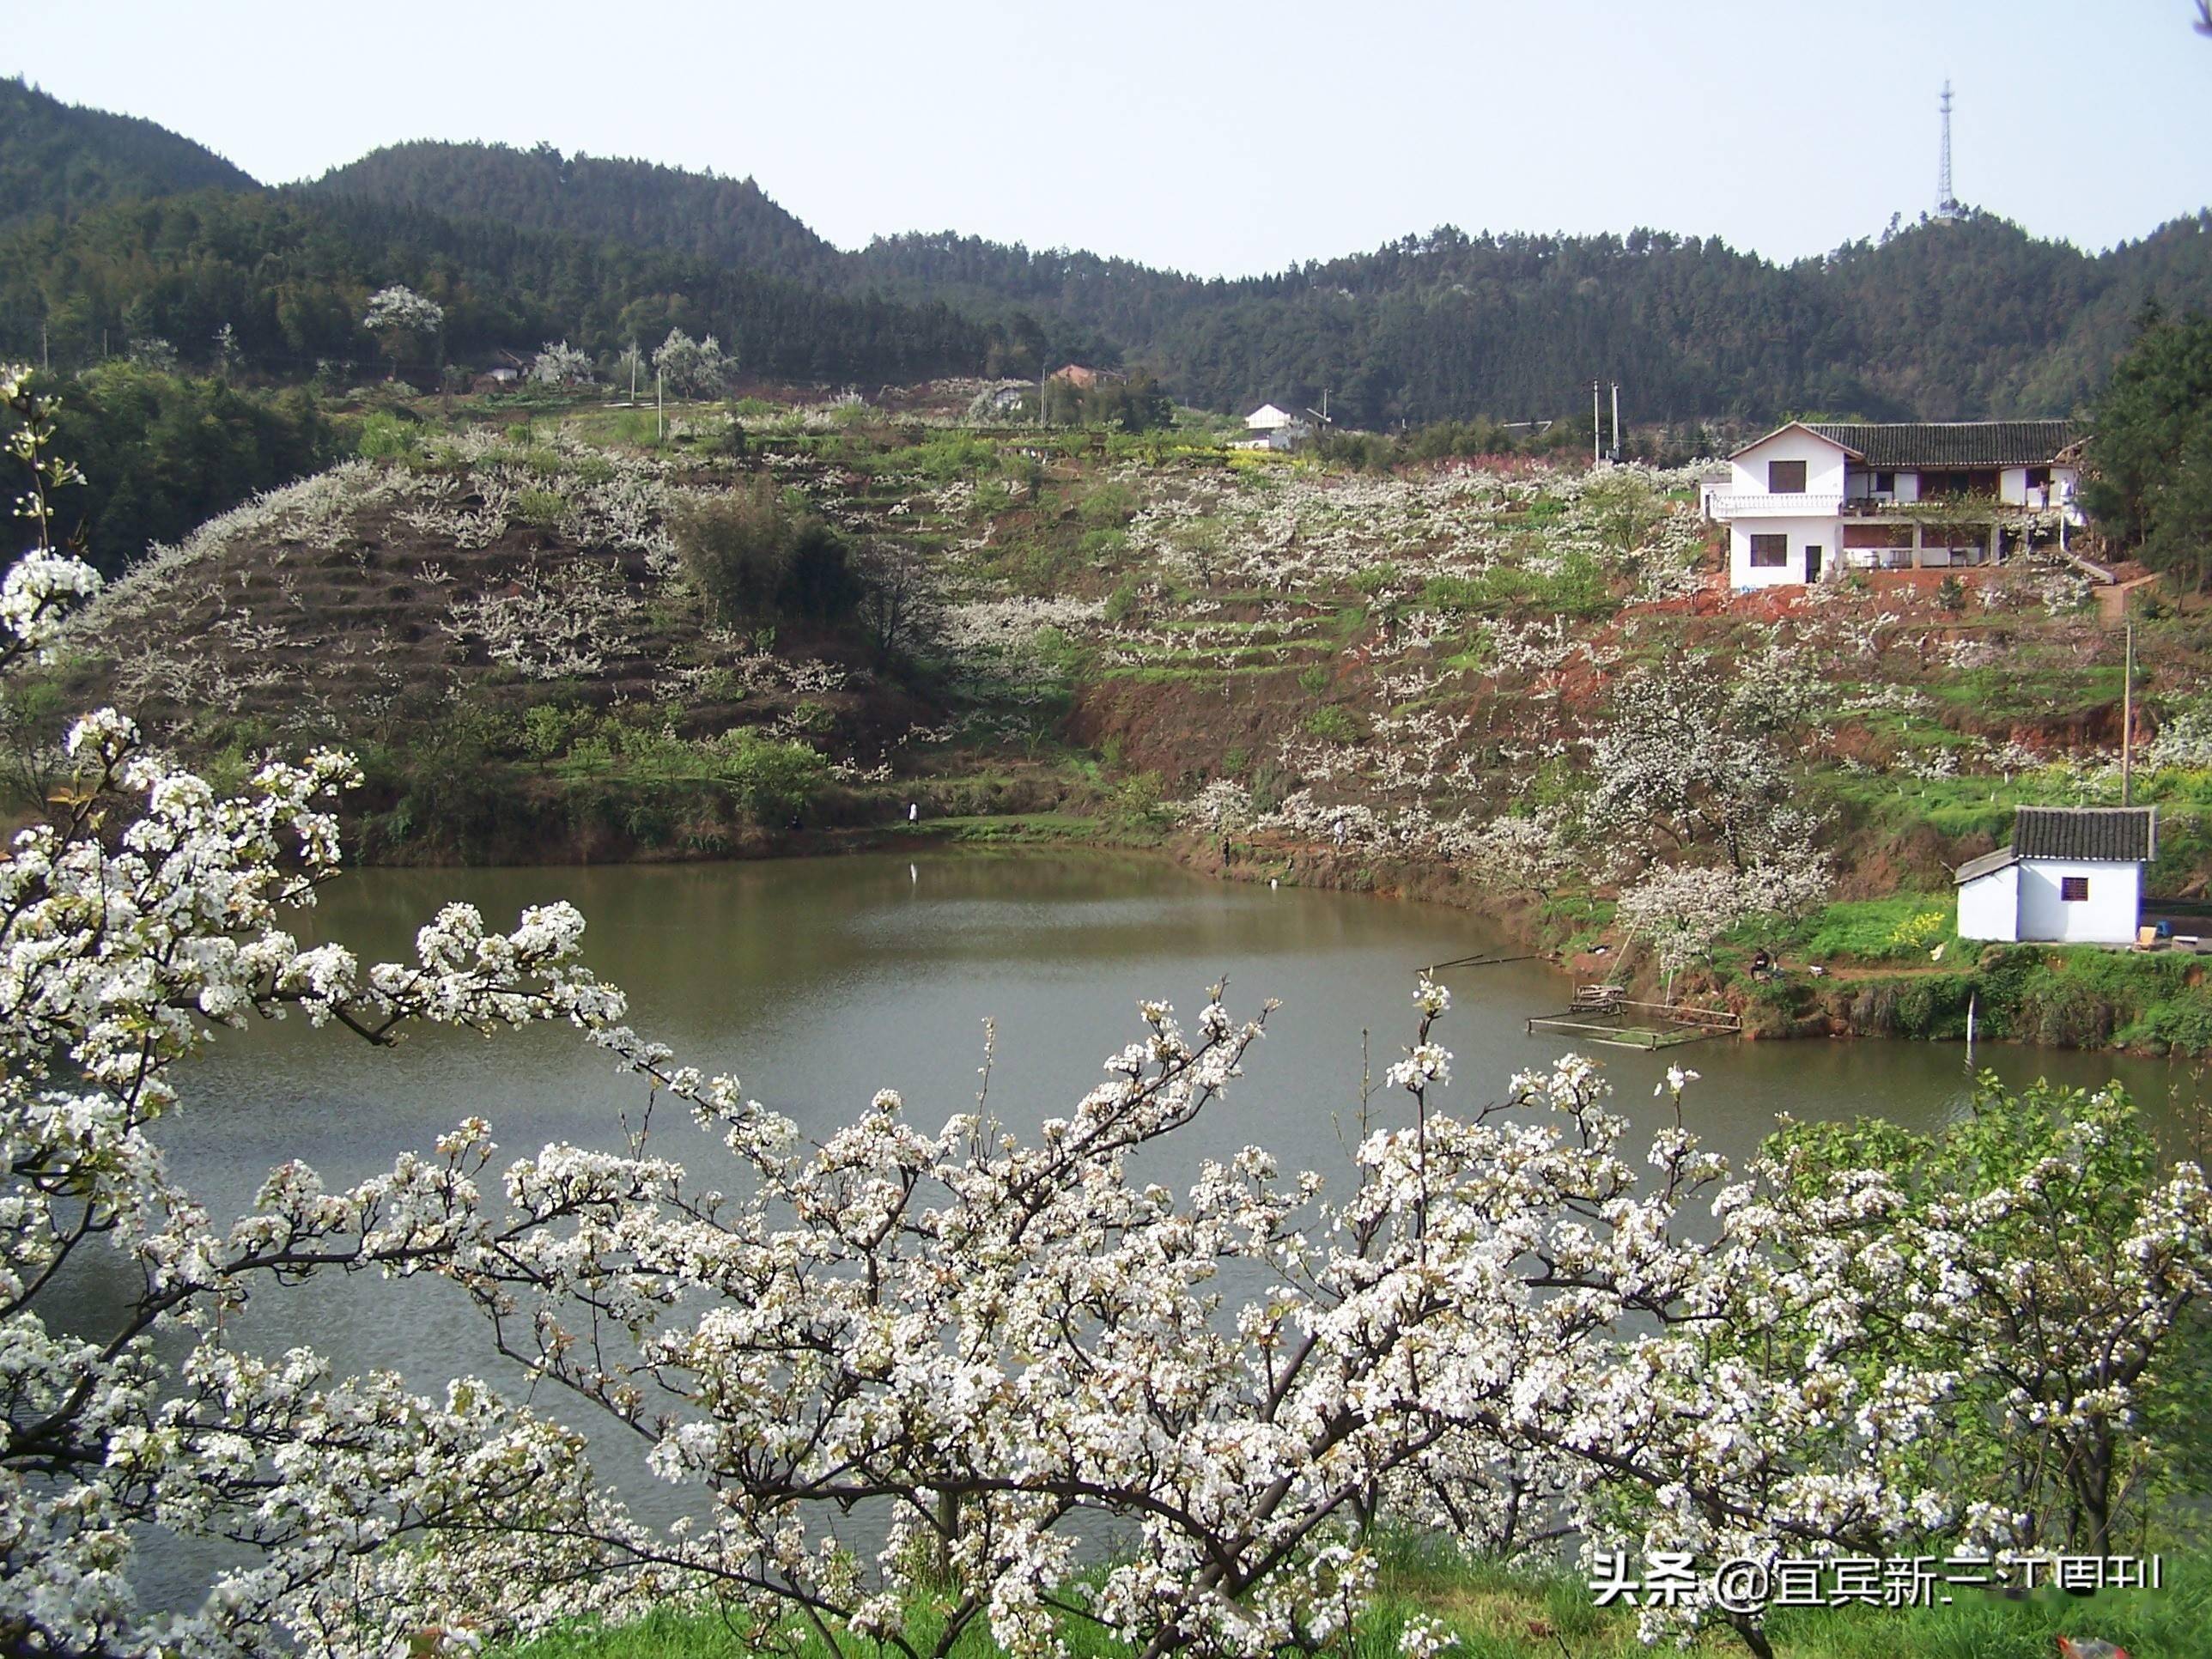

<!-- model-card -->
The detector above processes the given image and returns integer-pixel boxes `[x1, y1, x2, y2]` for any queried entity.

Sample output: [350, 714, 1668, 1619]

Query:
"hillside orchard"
[4, 368, 2212, 1659]
[29, 380, 2212, 1042]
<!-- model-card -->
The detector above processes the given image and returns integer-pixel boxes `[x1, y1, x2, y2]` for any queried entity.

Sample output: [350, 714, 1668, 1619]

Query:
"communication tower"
[1936, 80, 1963, 221]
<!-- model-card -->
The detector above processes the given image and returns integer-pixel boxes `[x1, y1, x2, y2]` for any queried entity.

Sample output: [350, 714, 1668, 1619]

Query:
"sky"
[10, 0, 2212, 276]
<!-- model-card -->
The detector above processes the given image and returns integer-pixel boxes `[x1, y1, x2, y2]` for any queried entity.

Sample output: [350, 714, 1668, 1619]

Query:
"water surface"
[88, 851, 2207, 1607]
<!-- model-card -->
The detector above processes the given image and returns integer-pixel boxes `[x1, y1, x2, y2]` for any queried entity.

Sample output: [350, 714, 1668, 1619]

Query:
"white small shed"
[1954, 805, 2156, 945]
[1244, 402, 1315, 450]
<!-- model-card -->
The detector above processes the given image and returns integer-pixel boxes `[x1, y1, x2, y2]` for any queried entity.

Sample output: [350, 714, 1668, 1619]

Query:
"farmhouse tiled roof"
[1954, 805, 2156, 884]
[1803, 421, 2078, 469]
[2014, 805, 2156, 862]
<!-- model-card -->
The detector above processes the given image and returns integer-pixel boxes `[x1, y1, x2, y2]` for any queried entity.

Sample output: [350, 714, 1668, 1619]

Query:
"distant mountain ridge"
[307, 141, 843, 286]
[0, 76, 256, 232]
[7, 76, 2212, 424]
[298, 135, 2212, 424]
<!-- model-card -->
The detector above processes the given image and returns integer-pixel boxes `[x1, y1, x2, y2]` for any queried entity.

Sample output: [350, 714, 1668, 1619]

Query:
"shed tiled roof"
[1804, 421, 2078, 469]
[1953, 846, 2019, 884]
[2013, 805, 2156, 863]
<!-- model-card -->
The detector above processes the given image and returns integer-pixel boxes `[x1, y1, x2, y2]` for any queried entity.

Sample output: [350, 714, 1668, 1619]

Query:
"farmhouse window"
[1874, 471, 1895, 493]
[2061, 876, 2089, 902]
[1767, 459, 1808, 493]
[1748, 533, 1788, 568]
[2027, 465, 2051, 489]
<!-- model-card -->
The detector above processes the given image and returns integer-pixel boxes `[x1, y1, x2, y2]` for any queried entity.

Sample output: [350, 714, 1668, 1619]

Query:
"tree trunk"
[1730, 1613, 1776, 1659]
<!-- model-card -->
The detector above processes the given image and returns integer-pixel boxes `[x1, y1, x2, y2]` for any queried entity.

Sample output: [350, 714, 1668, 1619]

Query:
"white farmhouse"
[1954, 805, 2154, 946]
[1242, 402, 1315, 450]
[1711, 421, 2082, 589]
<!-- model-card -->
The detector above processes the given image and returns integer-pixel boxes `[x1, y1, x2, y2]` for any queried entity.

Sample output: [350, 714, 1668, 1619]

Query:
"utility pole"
[656, 368, 664, 442]
[2122, 620, 2136, 806]
[40, 321, 49, 374]
[629, 341, 638, 404]
[1591, 380, 1601, 465]
[1610, 381, 1621, 462]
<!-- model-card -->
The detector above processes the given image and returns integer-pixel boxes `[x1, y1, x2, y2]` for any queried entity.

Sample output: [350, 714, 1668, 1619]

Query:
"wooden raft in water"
[1526, 994, 1741, 1050]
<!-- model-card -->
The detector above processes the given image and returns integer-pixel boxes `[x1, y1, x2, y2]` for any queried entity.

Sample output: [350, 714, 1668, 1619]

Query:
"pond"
[80, 850, 2207, 1609]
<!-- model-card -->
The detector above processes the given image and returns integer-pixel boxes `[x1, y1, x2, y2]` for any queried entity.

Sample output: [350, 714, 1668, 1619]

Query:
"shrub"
[521, 702, 592, 767]
[703, 729, 827, 823]
[1303, 706, 1361, 742]
[357, 410, 418, 460]
[514, 488, 568, 526]
[671, 478, 859, 626]
[2015, 972, 2118, 1048]
[1893, 974, 1973, 1040]
[1419, 574, 1486, 611]
[1249, 761, 1291, 814]
[1076, 480, 1138, 528]
[787, 699, 836, 736]
[1078, 527, 1129, 568]
[1103, 577, 1140, 625]
[2122, 988, 2212, 1053]
[1110, 769, 1166, 823]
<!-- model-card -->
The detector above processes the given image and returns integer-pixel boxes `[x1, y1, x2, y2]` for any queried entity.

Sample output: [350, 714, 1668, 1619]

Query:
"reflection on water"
[77, 850, 2209, 1608]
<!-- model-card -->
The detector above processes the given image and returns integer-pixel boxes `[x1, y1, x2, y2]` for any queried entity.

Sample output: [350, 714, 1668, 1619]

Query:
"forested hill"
[9, 78, 2212, 422]
[0, 76, 256, 232]
[307, 141, 845, 285]
[298, 135, 2212, 423]
[852, 214, 2212, 426]
[0, 189, 996, 385]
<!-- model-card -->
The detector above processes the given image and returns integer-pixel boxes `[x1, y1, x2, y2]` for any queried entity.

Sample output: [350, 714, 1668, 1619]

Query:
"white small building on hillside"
[1955, 805, 2155, 946]
[1711, 420, 2083, 588]
[1242, 402, 1315, 450]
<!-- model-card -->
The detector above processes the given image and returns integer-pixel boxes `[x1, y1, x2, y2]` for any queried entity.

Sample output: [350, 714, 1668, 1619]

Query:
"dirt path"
[2098, 574, 2160, 627]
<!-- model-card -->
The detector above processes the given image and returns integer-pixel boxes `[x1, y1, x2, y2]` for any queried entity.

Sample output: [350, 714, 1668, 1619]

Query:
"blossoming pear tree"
[4, 368, 2211, 1659]
[0, 367, 658, 1656]
[653, 329, 734, 399]
[362, 285, 445, 380]
[532, 340, 594, 387]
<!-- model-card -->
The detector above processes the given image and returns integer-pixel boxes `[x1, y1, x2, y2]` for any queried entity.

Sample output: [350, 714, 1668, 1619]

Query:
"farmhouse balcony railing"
[1839, 495, 2078, 526]
[1841, 495, 2000, 518]
[1708, 490, 1844, 520]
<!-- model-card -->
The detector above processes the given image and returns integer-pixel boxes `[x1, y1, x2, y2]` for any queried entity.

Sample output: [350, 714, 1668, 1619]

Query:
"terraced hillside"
[38, 390, 2212, 1048]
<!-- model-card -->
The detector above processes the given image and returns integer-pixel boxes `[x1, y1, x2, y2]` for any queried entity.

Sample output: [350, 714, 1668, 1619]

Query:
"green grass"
[1828, 768, 2135, 842]
[1416, 553, 1615, 619]
[1096, 664, 1279, 686]
[557, 406, 673, 450]
[495, 1548, 2210, 1659]
[1923, 665, 2124, 722]
[891, 812, 1104, 842]
[1790, 894, 1960, 963]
